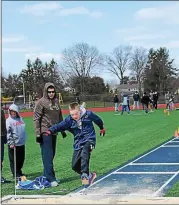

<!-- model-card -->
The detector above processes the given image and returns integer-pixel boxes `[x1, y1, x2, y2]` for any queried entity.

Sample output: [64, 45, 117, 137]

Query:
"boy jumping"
[44, 102, 106, 186]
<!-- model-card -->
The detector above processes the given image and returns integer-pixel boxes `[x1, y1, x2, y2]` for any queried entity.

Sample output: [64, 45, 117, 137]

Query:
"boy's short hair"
[69, 102, 80, 110]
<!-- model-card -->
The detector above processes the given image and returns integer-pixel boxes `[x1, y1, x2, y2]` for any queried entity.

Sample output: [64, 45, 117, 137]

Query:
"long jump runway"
[72, 137, 179, 199]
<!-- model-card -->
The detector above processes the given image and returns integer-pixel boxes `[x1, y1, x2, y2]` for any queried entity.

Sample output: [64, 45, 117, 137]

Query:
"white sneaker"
[56, 178, 60, 183]
[51, 181, 59, 187]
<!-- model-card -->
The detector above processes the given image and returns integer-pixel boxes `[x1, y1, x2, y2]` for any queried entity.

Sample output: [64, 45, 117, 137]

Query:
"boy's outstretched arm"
[44, 119, 70, 136]
[89, 111, 106, 136]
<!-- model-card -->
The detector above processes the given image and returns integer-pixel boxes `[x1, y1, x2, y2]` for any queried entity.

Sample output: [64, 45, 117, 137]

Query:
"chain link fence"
[60, 92, 179, 108]
[2, 92, 179, 112]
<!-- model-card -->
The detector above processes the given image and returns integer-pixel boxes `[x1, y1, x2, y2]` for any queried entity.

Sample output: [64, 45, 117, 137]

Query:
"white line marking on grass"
[77, 138, 174, 193]
[131, 139, 174, 164]
[152, 171, 179, 197]
[162, 145, 179, 147]
[171, 138, 179, 141]
[112, 172, 176, 174]
[166, 141, 179, 143]
[130, 163, 179, 165]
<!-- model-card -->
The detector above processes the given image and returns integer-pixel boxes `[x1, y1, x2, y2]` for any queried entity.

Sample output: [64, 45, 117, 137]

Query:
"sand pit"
[2, 195, 179, 204]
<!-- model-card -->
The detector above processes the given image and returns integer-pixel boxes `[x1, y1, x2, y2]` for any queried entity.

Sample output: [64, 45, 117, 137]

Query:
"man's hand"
[43, 131, 51, 136]
[61, 131, 67, 138]
[100, 129, 106, 136]
[10, 144, 15, 149]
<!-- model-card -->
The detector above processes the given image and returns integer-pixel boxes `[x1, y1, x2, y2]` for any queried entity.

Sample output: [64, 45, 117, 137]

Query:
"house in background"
[117, 80, 144, 96]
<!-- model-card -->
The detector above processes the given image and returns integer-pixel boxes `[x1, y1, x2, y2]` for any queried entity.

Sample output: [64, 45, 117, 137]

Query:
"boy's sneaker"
[1, 177, 6, 183]
[81, 173, 89, 185]
[1, 177, 11, 183]
[89, 172, 97, 185]
[51, 181, 59, 187]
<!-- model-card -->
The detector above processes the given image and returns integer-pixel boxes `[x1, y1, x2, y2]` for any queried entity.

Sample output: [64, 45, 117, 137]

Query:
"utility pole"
[22, 80, 25, 104]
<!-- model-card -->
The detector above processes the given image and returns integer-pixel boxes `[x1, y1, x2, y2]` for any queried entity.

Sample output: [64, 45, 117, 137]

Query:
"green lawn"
[1, 109, 179, 197]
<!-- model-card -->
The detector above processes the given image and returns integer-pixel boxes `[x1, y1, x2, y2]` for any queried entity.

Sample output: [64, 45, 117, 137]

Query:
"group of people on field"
[113, 90, 160, 114]
[113, 90, 176, 114]
[1, 82, 106, 187]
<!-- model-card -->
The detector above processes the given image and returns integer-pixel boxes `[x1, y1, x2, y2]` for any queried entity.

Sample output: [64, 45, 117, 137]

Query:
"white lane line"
[112, 172, 176, 174]
[129, 163, 179, 165]
[162, 145, 179, 147]
[152, 171, 179, 196]
[131, 139, 174, 164]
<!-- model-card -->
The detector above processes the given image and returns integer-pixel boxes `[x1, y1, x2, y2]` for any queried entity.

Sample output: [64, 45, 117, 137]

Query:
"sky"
[2, 1, 179, 83]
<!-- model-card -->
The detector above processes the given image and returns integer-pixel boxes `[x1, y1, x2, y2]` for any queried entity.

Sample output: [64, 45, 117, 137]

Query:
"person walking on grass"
[6, 104, 27, 179]
[113, 94, 119, 112]
[121, 93, 130, 115]
[34, 82, 67, 187]
[141, 92, 151, 114]
[133, 91, 140, 110]
[43, 102, 106, 186]
[153, 91, 158, 110]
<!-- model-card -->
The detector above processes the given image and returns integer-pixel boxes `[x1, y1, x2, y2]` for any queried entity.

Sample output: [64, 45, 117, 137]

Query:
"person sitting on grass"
[43, 102, 106, 186]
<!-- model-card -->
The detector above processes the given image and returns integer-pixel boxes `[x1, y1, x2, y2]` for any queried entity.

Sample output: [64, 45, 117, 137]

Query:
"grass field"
[1, 109, 179, 197]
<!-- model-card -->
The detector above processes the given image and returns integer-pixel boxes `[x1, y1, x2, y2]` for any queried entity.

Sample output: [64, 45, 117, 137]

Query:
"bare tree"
[106, 45, 132, 84]
[130, 47, 148, 93]
[61, 42, 103, 94]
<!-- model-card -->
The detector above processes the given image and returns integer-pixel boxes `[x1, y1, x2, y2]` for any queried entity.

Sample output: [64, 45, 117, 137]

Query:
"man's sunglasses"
[47, 91, 55, 94]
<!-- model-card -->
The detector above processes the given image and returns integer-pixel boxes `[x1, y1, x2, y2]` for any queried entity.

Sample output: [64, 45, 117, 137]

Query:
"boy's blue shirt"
[48, 110, 104, 150]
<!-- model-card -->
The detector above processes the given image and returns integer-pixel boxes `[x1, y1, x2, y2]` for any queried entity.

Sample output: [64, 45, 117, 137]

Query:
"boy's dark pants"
[40, 134, 57, 182]
[144, 104, 149, 113]
[1, 137, 5, 171]
[153, 101, 158, 109]
[8, 145, 25, 177]
[72, 141, 93, 176]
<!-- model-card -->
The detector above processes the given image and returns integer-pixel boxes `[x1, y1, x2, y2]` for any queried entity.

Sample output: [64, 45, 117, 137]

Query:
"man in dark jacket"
[1, 105, 8, 183]
[133, 91, 140, 110]
[153, 91, 159, 109]
[34, 82, 67, 186]
[141, 92, 151, 113]
[113, 94, 119, 112]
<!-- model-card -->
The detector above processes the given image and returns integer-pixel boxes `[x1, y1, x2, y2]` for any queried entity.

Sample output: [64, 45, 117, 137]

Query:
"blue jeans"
[40, 134, 57, 182]
[114, 103, 119, 111]
[121, 105, 129, 115]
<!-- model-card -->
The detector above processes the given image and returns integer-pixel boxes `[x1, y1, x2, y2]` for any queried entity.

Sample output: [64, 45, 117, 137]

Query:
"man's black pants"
[40, 134, 57, 182]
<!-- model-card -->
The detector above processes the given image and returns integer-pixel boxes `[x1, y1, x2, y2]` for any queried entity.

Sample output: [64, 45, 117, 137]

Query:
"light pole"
[22, 79, 26, 104]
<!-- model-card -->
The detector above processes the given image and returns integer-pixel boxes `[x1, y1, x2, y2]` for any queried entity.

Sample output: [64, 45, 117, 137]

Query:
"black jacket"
[133, 93, 140, 101]
[141, 95, 151, 105]
[153, 93, 158, 102]
[1, 107, 7, 144]
[113, 96, 119, 103]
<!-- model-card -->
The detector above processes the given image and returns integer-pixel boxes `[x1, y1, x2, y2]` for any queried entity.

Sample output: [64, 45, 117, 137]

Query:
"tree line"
[1, 42, 179, 98]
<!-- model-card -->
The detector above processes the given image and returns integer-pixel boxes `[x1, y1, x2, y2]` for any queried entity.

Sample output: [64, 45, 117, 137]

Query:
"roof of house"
[117, 84, 139, 89]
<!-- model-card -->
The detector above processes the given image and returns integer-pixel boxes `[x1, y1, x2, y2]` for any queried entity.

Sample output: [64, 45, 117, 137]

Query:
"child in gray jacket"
[6, 104, 27, 178]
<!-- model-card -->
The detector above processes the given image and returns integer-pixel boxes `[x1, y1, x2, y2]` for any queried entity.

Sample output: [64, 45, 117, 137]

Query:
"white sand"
[2, 195, 179, 204]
